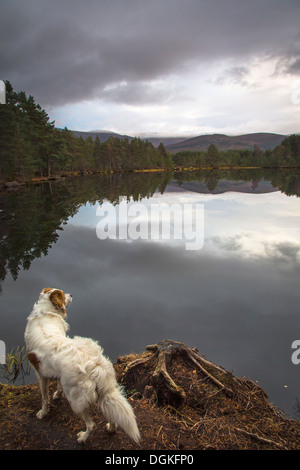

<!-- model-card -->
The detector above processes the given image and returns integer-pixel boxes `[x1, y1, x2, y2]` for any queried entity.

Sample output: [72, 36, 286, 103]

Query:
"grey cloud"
[101, 82, 174, 105]
[280, 50, 300, 76]
[264, 241, 300, 264]
[289, 58, 300, 75]
[211, 235, 243, 252]
[1, 0, 300, 107]
[215, 66, 250, 87]
[274, 33, 300, 76]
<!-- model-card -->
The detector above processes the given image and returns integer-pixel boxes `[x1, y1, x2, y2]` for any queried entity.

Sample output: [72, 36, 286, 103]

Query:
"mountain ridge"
[62, 128, 287, 151]
[165, 132, 286, 152]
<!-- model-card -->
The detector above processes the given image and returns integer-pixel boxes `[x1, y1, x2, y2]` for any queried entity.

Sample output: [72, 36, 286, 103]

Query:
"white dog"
[24, 287, 140, 444]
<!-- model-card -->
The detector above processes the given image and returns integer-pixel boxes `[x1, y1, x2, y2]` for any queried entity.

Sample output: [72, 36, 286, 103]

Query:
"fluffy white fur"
[24, 288, 140, 444]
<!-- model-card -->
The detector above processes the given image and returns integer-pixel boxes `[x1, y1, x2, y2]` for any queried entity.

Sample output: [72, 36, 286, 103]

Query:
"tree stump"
[119, 339, 236, 407]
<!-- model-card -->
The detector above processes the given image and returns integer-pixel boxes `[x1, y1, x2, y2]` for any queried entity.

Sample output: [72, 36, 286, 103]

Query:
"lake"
[1, 168, 300, 419]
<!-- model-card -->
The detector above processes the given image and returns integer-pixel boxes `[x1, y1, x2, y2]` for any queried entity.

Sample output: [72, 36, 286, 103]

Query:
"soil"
[1, 341, 300, 451]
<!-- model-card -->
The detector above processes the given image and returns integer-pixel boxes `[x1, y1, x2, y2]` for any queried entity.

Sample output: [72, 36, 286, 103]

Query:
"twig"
[235, 427, 287, 449]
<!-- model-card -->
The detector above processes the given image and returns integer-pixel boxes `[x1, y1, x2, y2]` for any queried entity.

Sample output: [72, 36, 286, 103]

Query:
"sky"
[1, 0, 300, 136]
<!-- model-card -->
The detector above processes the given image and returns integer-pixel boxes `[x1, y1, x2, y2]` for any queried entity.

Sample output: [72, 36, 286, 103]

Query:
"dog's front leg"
[36, 375, 50, 419]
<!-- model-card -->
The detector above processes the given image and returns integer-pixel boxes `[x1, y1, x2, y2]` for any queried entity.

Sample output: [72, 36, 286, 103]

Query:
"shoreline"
[1, 165, 298, 191]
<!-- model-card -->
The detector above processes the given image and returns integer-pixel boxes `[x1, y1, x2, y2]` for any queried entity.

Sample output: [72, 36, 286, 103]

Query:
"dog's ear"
[43, 287, 54, 294]
[49, 289, 66, 316]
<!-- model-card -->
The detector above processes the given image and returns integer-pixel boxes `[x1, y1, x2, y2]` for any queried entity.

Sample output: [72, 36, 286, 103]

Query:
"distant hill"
[65, 129, 133, 143]
[138, 134, 193, 147]
[165, 133, 286, 153]
[65, 129, 189, 147]
[61, 129, 287, 151]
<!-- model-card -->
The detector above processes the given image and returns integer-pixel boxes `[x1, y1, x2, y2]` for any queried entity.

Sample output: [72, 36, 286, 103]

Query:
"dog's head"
[39, 288, 72, 318]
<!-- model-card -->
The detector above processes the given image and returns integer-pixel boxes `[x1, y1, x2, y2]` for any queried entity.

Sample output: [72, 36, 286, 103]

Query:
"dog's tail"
[98, 387, 140, 444]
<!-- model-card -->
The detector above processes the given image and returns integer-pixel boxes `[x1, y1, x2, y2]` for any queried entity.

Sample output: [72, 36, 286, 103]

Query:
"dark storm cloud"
[1, 0, 300, 107]
[101, 82, 174, 105]
[276, 37, 300, 76]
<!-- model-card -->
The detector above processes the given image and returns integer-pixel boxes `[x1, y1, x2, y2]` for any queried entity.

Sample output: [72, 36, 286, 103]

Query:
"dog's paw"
[105, 423, 118, 434]
[77, 431, 88, 443]
[36, 409, 47, 419]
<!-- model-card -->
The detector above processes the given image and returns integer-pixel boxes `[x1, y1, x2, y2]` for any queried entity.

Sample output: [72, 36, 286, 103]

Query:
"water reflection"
[1, 168, 300, 285]
[1, 169, 300, 418]
[0, 171, 172, 285]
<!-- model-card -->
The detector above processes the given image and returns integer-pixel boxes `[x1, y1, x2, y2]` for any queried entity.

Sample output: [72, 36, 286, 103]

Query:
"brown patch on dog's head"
[50, 289, 66, 316]
[43, 287, 54, 294]
[42, 288, 66, 317]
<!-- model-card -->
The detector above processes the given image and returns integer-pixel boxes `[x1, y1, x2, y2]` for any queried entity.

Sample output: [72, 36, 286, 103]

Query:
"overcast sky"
[1, 0, 300, 136]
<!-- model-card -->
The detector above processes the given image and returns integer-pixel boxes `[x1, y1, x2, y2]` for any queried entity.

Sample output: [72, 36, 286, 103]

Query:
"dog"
[24, 287, 140, 444]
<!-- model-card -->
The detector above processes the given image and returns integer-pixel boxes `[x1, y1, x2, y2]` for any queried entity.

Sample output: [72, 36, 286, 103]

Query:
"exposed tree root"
[234, 427, 287, 449]
[121, 339, 236, 406]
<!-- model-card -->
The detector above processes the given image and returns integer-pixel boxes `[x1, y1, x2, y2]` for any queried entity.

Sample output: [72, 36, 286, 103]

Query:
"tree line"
[172, 137, 300, 169]
[0, 81, 172, 180]
[1, 81, 299, 181]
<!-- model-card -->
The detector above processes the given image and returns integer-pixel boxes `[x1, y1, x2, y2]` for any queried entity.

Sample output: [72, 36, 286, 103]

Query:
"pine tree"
[207, 144, 219, 167]
[93, 136, 102, 169]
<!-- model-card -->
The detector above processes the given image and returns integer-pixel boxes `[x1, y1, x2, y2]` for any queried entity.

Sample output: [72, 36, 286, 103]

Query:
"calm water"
[1, 169, 300, 419]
